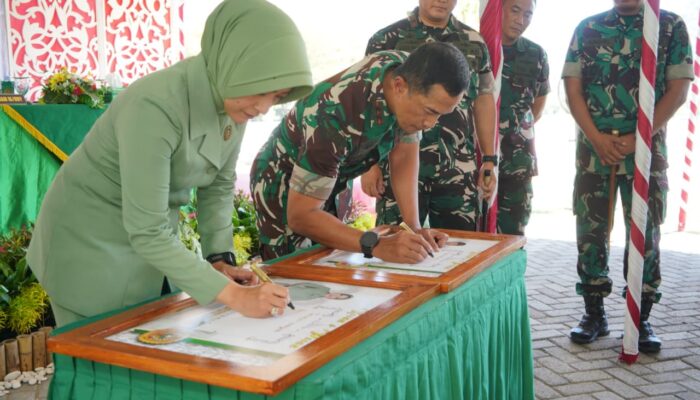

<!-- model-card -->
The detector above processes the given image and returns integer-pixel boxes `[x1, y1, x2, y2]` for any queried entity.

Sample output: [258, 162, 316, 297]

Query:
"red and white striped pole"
[678, 9, 699, 232]
[620, 0, 660, 364]
[479, 0, 503, 233]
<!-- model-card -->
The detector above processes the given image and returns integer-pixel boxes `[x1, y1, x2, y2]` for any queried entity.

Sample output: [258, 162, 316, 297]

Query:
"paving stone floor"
[526, 235, 700, 400]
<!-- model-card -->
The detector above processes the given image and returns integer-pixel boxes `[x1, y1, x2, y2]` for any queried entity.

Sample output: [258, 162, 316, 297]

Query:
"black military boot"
[639, 298, 662, 353]
[570, 295, 609, 344]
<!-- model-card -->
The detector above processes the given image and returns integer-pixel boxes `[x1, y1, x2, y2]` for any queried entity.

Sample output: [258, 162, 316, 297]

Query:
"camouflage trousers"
[496, 175, 533, 236]
[573, 170, 667, 299]
[375, 156, 479, 230]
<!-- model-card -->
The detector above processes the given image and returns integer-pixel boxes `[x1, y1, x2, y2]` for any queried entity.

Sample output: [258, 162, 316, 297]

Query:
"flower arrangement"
[344, 200, 376, 231]
[0, 226, 50, 335]
[38, 67, 110, 109]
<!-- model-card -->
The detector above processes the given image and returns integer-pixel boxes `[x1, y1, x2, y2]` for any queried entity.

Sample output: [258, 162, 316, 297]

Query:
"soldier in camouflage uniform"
[360, 0, 497, 231]
[563, 0, 693, 351]
[497, 0, 549, 236]
[250, 42, 469, 262]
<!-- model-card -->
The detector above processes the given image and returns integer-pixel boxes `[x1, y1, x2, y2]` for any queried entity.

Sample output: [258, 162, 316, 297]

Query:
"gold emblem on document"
[137, 329, 185, 345]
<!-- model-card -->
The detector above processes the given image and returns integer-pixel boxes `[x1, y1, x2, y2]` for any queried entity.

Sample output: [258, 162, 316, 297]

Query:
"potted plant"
[177, 190, 261, 265]
[0, 226, 51, 340]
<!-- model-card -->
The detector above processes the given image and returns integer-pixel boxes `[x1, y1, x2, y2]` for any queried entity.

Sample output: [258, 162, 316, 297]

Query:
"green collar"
[606, 7, 643, 23]
[409, 7, 459, 33]
[187, 55, 226, 169]
[504, 36, 527, 52]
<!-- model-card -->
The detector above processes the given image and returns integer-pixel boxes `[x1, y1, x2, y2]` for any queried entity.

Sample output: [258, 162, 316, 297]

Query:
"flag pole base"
[619, 351, 639, 365]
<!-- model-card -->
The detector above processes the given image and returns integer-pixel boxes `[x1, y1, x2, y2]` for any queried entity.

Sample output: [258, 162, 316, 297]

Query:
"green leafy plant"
[178, 192, 201, 257]
[0, 226, 50, 335]
[231, 190, 259, 264]
[6, 283, 48, 334]
[177, 190, 261, 265]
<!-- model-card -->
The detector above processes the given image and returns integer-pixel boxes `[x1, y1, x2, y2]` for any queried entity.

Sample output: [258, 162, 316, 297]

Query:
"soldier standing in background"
[563, 0, 692, 351]
[497, 0, 549, 236]
[360, 0, 497, 231]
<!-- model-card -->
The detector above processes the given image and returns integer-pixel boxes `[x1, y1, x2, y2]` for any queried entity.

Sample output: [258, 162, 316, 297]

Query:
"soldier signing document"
[250, 42, 471, 263]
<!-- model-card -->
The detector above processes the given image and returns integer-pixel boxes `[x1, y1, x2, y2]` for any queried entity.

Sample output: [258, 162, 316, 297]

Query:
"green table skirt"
[0, 104, 104, 234]
[50, 250, 534, 400]
[0, 109, 61, 234]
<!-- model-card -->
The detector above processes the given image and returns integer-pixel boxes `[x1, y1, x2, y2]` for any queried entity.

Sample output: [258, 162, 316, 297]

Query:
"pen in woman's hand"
[249, 261, 296, 310]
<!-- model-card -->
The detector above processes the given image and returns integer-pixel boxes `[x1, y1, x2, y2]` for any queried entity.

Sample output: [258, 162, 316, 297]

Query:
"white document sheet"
[117, 278, 399, 357]
[315, 237, 498, 276]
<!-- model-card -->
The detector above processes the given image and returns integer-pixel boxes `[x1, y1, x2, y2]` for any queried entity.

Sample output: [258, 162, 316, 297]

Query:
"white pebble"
[2, 382, 10, 389]
[11, 380, 20, 389]
[3, 371, 20, 382]
[28, 378, 37, 385]
[34, 367, 44, 373]
[47, 363, 54, 368]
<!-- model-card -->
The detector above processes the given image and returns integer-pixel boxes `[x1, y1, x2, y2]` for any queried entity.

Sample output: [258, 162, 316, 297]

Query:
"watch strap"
[206, 251, 236, 266]
[482, 155, 498, 167]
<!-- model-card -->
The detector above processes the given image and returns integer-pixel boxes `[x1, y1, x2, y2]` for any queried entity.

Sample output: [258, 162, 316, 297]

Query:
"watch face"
[360, 231, 379, 247]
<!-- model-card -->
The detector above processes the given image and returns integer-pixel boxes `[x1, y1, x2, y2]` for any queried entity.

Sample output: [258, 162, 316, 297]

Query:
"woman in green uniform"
[27, 0, 312, 326]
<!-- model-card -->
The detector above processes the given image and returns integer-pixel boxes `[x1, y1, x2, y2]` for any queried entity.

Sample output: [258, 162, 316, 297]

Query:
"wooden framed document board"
[270, 229, 526, 293]
[48, 276, 438, 395]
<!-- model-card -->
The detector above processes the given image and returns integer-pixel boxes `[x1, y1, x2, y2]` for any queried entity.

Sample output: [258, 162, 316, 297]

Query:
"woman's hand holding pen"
[211, 261, 258, 285]
[216, 281, 290, 318]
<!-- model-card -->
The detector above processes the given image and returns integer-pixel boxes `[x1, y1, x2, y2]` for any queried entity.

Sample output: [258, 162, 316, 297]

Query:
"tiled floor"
[526, 234, 700, 400]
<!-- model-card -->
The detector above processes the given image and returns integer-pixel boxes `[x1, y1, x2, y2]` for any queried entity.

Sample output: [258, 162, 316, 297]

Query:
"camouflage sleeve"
[399, 129, 421, 143]
[290, 164, 337, 200]
[366, 31, 388, 56]
[477, 41, 495, 95]
[291, 97, 351, 200]
[535, 48, 551, 97]
[665, 16, 694, 81]
[562, 24, 582, 78]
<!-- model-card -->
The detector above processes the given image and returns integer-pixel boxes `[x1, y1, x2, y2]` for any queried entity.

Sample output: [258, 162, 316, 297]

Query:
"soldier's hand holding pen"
[371, 228, 435, 264]
[371, 232, 429, 263]
[415, 227, 448, 253]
